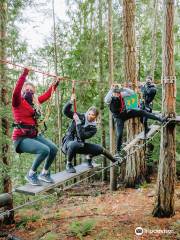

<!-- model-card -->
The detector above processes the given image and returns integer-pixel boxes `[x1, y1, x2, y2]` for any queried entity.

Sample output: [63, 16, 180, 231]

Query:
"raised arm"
[38, 81, 59, 104]
[104, 89, 113, 104]
[63, 101, 74, 119]
[12, 68, 29, 107]
[121, 87, 135, 97]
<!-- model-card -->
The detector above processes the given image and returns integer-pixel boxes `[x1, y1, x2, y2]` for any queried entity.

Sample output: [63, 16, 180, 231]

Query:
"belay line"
[0, 119, 171, 218]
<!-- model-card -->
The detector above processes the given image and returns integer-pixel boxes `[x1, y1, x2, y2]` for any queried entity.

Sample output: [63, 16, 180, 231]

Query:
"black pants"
[140, 105, 152, 131]
[114, 109, 162, 152]
[66, 141, 103, 162]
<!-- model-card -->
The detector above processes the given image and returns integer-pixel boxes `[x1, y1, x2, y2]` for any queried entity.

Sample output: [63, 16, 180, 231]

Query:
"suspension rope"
[0, 119, 172, 218]
[72, 80, 77, 113]
[0, 59, 98, 84]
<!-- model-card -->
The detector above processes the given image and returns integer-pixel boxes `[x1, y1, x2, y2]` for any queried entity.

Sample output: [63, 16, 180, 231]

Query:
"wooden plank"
[123, 125, 160, 152]
[15, 163, 100, 196]
[139, 125, 160, 140]
[174, 116, 180, 124]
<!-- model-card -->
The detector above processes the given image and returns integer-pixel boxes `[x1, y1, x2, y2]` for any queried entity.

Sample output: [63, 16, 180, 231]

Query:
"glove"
[73, 113, 81, 124]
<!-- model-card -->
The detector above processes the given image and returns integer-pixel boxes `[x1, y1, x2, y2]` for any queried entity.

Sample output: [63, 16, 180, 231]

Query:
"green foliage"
[42, 232, 59, 240]
[16, 215, 40, 229]
[1, 0, 180, 195]
[68, 219, 95, 240]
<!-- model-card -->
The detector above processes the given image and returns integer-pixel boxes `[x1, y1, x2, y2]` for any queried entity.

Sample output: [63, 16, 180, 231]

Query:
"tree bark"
[0, 0, 14, 224]
[153, 0, 176, 218]
[52, 0, 62, 172]
[99, 0, 107, 181]
[150, 0, 158, 79]
[108, 0, 117, 191]
[123, 0, 146, 187]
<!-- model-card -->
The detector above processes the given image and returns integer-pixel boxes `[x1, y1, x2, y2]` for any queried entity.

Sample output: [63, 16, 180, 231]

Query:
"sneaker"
[38, 172, 54, 183]
[66, 162, 76, 173]
[160, 116, 168, 124]
[114, 151, 126, 165]
[85, 155, 94, 168]
[114, 153, 121, 160]
[87, 159, 94, 168]
[25, 172, 41, 186]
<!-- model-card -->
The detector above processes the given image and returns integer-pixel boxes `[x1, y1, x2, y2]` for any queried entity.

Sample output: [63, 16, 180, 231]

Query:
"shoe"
[38, 172, 54, 183]
[160, 116, 168, 124]
[66, 162, 76, 173]
[87, 159, 94, 168]
[85, 155, 94, 168]
[25, 172, 41, 186]
[114, 150, 126, 165]
[114, 153, 121, 160]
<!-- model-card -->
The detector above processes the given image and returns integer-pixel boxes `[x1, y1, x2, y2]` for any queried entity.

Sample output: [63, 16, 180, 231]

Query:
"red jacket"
[12, 68, 57, 140]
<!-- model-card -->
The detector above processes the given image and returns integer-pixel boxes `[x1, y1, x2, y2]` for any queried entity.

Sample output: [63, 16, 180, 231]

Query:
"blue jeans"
[18, 134, 58, 171]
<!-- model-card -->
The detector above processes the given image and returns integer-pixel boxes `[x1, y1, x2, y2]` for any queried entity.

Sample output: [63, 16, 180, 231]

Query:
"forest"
[0, 0, 180, 239]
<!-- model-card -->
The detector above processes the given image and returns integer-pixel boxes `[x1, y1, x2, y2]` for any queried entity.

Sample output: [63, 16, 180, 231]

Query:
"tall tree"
[123, 0, 146, 187]
[0, 0, 14, 223]
[52, 0, 62, 171]
[153, 0, 176, 217]
[108, 0, 117, 191]
[150, 0, 158, 79]
[98, 0, 107, 181]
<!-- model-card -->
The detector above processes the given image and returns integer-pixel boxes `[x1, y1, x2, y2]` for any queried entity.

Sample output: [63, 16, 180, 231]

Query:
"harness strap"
[119, 93, 125, 113]
[12, 123, 36, 129]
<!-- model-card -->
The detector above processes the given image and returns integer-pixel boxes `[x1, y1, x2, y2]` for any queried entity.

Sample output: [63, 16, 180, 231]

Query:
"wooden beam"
[123, 125, 160, 152]
[15, 163, 100, 196]
[0, 193, 12, 208]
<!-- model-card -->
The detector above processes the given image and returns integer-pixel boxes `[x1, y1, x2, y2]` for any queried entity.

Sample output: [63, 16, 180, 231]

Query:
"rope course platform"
[15, 163, 100, 196]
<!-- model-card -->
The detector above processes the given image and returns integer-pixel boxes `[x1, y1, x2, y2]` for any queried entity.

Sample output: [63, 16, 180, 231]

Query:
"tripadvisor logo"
[135, 227, 143, 236]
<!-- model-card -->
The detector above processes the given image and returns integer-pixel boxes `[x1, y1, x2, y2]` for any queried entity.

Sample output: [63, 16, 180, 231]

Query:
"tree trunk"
[123, 0, 145, 187]
[150, 0, 158, 79]
[153, 0, 176, 218]
[108, 0, 117, 191]
[99, 0, 107, 181]
[52, 0, 62, 172]
[0, 0, 14, 224]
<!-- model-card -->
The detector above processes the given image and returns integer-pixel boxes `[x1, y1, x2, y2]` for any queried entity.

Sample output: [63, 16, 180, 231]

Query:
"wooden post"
[153, 0, 176, 217]
[108, 0, 117, 191]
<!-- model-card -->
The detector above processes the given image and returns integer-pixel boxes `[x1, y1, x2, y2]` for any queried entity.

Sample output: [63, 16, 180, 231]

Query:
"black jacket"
[109, 97, 125, 118]
[143, 84, 157, 106]
[61, 101, 97, 154]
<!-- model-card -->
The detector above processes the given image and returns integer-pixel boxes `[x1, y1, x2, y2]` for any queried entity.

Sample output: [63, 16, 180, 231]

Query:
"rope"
[72, 80, 77, 113]
[37, 85, 56, 133]
[0, 119, 172, 218]
[0, 59, 97, 84]
[0, 59, 66, 80]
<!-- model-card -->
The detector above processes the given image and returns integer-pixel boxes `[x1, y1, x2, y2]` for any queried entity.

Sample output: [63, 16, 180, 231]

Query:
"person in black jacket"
[62, 94, 117, 173]
[140, 76, 157, 133]
[104, 83, 166, 159]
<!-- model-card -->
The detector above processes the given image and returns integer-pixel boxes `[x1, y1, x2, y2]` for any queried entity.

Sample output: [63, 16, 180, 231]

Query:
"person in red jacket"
[12, 67, 59, 185]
